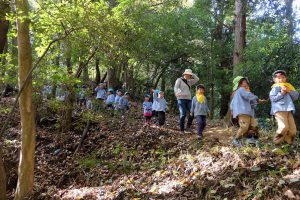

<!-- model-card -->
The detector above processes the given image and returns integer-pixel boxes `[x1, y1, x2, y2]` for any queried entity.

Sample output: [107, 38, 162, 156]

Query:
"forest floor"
[1, 97, 300, 200]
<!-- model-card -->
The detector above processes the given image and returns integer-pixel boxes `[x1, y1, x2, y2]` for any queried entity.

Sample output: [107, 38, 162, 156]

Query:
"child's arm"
[269, 87, 285, 102]
[240, 88, 258, 102]
[153, 90, 159, 100]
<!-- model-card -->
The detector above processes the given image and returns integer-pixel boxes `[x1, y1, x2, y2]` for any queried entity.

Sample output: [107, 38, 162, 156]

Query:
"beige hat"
[182, 69, 193, 76]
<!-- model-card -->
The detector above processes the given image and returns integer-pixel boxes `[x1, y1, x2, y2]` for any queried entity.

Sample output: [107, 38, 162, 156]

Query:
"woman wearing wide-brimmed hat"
[174, 69, 199, 133]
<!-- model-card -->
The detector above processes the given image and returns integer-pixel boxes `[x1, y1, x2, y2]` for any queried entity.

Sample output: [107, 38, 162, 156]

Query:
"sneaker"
[246, 137, 256, 145]
[233, 138, 241, 147]
[184, 128, 192, 134]
[198, 134, 203, 140]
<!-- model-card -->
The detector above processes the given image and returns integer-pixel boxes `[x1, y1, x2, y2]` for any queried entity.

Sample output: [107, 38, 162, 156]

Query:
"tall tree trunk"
[62, 56, 74, 132]
[81, 62, 89, 83]
[285, 0, 294, 37]
[161, 74, 166, 92]
[14, 0, 36, 199]
[0, 20, 9, 56]
[233, 0, 246, 76]
[0, 150, 6, 200]
[107, 66, 119, 89]
[95, 58, 100, 84]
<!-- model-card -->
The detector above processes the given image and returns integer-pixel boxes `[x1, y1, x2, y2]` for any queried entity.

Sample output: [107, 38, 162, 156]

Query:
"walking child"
[95, 83, 107, 110]
[114, 90, 122, 109]
[190, 85, 210, 140]
[230, 76, 259, 146]
[152, 89, 167, 127]
[105, 88, 115, 110]
[117, 92, 130, 111]
[78, 85, 87, 107]
[269, 70, 299, 145]
[143, 94, 153, 125]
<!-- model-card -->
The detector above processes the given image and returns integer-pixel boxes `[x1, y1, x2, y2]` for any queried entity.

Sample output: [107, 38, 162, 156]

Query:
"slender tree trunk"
[0, 20, 9, 56]
[0, 150, 6, 200]
[82, 62, 89, 83]
[62, 56, 74, 132]
[14, 0, 36, 199]
[233, 0, 246, 76]
[285, 0, 294, 37]
[161, 75, 166, 92]
[107, 67, 119, 89]
[95, 58, 100, 84]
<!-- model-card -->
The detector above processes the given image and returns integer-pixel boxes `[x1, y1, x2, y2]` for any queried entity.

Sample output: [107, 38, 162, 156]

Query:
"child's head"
[196, 84, 205, 94]
[273, 70, 287, 83]
[158, 91, 164, 98]
[233, 76, 249, 91]
[117, 90, 122, 96]
[124, 92, 130, 99]
[108, 88, 114, 94]
[238, 78, 249, 89]
[98, 83, 104, 89]
[144, 94, 151, 102]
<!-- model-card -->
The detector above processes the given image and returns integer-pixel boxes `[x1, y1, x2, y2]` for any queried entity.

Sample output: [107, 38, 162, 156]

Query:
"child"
[78, 85, 87, 107]
[117, 92, 130, 111]
[95, 83, 107, 100]
[269, 70, 299, 145]
[152, 89, 167, 127]
[86, 95, 94, 110]
[230, 76, 259, 146]
[143, 94, 153, 125]
[95, 83, 107, 110]
[190, 85, 210, 140]
[105, 88, 115, 110]
[114, 90, 122, 109]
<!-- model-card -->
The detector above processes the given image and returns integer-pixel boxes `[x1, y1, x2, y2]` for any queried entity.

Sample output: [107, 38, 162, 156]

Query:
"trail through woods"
[1, 98, 300, 199]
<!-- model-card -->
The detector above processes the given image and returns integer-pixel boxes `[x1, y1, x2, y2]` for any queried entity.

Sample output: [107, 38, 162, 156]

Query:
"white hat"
[183, 69, 193, 76]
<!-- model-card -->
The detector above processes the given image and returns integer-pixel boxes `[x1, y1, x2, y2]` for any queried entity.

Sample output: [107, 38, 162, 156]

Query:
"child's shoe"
[233, 138, 242, 147]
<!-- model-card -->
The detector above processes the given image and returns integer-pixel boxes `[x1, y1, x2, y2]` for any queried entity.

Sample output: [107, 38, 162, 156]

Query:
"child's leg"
[236, 115, 251, 139]
[285, 112, 297, 144]
[274, 112, 289, 144]
[197, 115, 206, 136]
[201, 115, 207, 131]
[248, 117, 259, 138]
[157, 111, 166, 126]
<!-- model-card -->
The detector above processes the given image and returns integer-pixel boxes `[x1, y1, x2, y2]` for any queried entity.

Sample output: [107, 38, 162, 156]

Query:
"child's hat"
[108, 88, 114, 92]
[196, 84, 205, 90]
[182, 69, 193, 76]
[272, 70, 286, 77]
[98, 82, 104, 85]
[155, 89, 160, 93]
[125, 92, 130, 96]
[233, 76, 248, 91]
[145, 94, 151, 98]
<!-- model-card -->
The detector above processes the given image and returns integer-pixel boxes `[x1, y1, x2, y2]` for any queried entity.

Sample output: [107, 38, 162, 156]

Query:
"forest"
[0, 0, 300, 199]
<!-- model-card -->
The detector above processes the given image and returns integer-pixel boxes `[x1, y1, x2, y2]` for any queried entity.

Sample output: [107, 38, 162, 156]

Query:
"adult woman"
[174, 69, 199, 133]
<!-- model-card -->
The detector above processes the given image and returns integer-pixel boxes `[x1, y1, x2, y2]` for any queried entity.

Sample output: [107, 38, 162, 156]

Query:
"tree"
[14, 0, 36, 199]
[233, 0, 247, 76]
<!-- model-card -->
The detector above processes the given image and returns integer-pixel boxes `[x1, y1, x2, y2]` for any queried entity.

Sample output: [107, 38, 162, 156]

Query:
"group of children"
[77, 83, 130, 111]
[230, 70, 299, 146]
